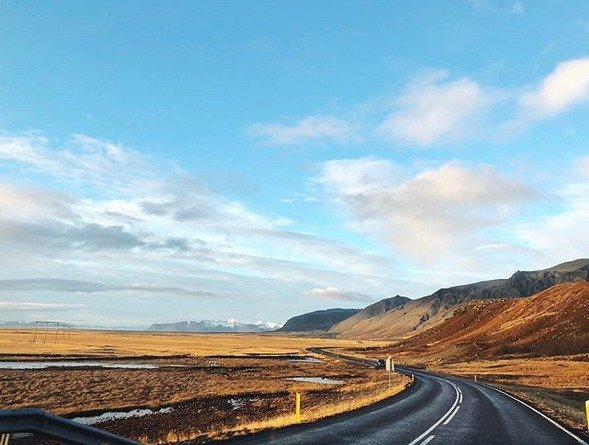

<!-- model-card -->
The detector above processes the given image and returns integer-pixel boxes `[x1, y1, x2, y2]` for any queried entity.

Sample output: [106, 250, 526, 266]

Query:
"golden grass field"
[1, 327, 587, 441]
[0, 329, 407, 444]
[0, 328, 383, 357]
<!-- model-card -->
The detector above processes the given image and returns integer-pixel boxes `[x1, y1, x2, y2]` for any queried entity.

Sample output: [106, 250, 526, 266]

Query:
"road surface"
[221, 366, 588, 445]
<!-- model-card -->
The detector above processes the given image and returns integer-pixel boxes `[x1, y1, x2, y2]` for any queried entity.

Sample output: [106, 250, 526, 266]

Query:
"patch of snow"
[287, 377, 343, 385]
[72, 407, 173, 425]
[0, 361, 158, 370]
[287, 357, 322, 363]
[227, 397, 259, 410]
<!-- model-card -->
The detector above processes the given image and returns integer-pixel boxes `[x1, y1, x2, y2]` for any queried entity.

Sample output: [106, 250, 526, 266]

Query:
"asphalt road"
[221, 366, 588, 445]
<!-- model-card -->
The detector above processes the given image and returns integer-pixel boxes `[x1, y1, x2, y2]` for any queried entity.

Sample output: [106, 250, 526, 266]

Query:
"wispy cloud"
[0, 301, 86, 311]
[0, 132, 403, 322]
[249, 115, 360, 146]
[378, 70, 494, 145]
[514, 157, 589, 262]
[0, 279, 224, 298]
[305, 286, 373, 303]
[518, 57, 589, 119]
[314, 158, 539, 262]
[248, 58, 589, 148]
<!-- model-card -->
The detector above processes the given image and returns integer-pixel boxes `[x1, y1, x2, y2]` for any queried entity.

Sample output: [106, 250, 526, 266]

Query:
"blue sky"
[0, 0, 588, 327]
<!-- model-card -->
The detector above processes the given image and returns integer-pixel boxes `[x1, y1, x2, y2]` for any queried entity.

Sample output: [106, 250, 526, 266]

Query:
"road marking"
[486, 385, 588, 445]
[458, 392, 462, 403]
[407, 380, 459, 445]
[420, 435, 435, 445]
[443, 405, 461, 425]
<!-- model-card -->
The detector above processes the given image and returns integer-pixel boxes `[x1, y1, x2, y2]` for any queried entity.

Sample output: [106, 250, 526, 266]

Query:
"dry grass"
[423, 356, 589, 391]
[0, 328, 380, 358]
[147, 376, 409, 444]
[0, 329, 402, 444]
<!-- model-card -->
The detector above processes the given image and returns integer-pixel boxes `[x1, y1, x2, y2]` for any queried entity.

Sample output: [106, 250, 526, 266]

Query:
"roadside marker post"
[585, 400, 589, 432]
[295, 393, 301, 423]
[385, 356, 394, 390]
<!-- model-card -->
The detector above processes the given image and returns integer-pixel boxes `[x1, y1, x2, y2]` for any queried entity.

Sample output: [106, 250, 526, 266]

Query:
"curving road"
[221, 366, 588, 445]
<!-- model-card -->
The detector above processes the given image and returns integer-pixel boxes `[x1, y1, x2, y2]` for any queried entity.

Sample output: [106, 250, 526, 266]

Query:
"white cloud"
[0, 182, 73, 220]
[249, 115, 360, 145]
[378, 71, 493, 145]
[314, 157, 403, 195]
[515, 179, 589, 262]
[0, 134, 155, 195]
[519, 58, 589, 118]
[305, 286, 372, 303]
[315, 158, 538, 262]
[0, 279, 224, 298]
[0, 302, 85, 311]
[247, 59, 589, 148]
[0, 132, 403, 323]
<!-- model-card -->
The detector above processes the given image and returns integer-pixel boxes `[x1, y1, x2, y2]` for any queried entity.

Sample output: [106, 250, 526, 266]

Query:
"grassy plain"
[0, 328, 379, 357]
[0, 329, 407, 444]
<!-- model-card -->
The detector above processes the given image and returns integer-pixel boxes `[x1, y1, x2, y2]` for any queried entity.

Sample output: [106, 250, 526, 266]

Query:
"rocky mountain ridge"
[329, 258, 589, 339]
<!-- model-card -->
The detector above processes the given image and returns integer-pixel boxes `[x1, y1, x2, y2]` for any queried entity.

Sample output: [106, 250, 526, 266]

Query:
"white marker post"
[385, 356, 394, 390]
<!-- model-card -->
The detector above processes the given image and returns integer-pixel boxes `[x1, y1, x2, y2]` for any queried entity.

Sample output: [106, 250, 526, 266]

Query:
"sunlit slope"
[329, 259, 589, 339]
[390, 282, 589, 360]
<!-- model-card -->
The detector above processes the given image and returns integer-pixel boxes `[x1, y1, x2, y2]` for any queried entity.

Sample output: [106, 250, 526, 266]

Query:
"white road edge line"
[420, 435, 435, 445]
[443, 405, 461, 425]
[458, 392, 463, 403]
[486, 385, 588, 445]
[407, 381, 459, 445]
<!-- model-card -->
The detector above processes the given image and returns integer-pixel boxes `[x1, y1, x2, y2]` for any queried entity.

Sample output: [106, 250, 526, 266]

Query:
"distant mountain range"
[279, 259, 589, 340]
[147, 319, 281, 333]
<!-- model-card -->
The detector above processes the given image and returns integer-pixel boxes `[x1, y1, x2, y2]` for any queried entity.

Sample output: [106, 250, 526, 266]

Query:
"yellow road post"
[585, 400, 589, 432]
[295, 392, 301, 423]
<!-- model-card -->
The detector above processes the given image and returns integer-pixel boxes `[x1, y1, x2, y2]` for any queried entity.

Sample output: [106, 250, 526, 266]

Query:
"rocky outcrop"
[506, 259, 589, 297]
[361, 296, 411, 318]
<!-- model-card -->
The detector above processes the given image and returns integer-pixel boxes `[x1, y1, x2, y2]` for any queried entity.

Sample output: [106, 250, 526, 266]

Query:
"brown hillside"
[330, 259, 589, 340]
[387, 282, 589, 361]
